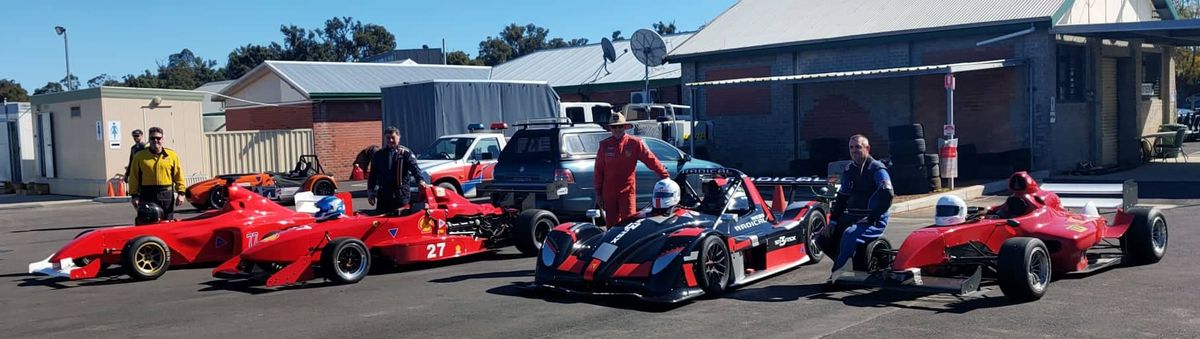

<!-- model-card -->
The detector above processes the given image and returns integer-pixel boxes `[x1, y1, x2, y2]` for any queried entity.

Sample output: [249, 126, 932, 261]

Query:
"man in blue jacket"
[824, 134, 894, 282]
[368, 126, 426, 215]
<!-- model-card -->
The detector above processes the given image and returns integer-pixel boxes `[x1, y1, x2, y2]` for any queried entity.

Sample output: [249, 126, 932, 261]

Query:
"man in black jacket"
[123, 129, 146, 183]
[367, 127, 426, 215]
[824, 134, 894, 282]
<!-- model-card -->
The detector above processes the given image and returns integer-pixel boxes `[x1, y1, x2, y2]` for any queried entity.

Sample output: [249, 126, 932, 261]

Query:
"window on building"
[1143, 53, 1163, 97]
[1057, 45, 1086, 102]
[70, 106, 81, 118]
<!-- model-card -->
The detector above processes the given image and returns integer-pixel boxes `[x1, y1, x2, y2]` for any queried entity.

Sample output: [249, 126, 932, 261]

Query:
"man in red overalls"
[594, 112, 669, 226]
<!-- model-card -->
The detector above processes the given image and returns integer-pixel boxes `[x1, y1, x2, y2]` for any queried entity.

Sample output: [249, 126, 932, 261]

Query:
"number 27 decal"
[426, 242, 446, 258]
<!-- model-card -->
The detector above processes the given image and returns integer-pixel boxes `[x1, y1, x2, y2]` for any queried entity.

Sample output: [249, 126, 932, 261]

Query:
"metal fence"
[203, 129, 314, 176]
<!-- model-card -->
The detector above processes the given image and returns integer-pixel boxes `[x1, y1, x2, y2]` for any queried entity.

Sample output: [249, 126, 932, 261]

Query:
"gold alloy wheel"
[134, 242, 167, 275]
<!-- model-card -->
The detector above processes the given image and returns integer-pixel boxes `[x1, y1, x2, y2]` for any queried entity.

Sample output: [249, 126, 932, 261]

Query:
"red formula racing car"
[531, 168, 831, 303]
[830, 172, 1168, 301]
[211, 185, 552, 287]
[28, 186, 333, 281]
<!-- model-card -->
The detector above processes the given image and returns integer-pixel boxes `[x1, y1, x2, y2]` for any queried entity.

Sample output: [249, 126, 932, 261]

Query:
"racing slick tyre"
[436, 181, 460, 195]
[514, 209, 559, 256]
[320, 238, 371, 284]
[1122, 207, 1167, 265]
[122, 236, 171, 280]
[697, 235, 731, 295]
[996, 237, 1050, 302]
[312, 179, 336, 196]
[926, 164, 940, 178]
[923, 154, 939, 166]
[803, 209, 827, 264]
[208, 185, 229, 210]
[888, 124, 925, 141]
[890, 139, 926, 156]
[852, 238, 893, 272]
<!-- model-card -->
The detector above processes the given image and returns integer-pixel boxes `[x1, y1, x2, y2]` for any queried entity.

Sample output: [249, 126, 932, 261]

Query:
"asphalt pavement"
[0, 193, 1198, 338]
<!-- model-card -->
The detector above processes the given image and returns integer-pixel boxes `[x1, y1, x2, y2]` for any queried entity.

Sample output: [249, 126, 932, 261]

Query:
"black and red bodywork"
[212, 185, 521, 287]
[834, 172, 1168, 300]
[28, 186, 324, 280]
[533, 168, 831, 303]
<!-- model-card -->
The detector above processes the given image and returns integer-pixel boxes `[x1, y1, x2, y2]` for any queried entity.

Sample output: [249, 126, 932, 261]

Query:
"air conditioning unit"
[630, 89, 658, 104]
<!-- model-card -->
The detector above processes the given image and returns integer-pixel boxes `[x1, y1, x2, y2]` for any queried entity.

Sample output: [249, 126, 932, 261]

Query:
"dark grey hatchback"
[479, 118, 723, 223]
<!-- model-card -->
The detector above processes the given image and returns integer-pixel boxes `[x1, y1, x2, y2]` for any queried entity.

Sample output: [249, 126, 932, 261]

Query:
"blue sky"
[1, 0, 734, 92]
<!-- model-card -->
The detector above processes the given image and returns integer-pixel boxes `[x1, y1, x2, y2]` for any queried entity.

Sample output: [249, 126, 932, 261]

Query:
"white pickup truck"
[621, 103, 713, 158]
[415, 123, 509, 198]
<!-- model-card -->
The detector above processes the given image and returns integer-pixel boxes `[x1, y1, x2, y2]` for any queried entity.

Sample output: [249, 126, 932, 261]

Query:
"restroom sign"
[108, 121, 121, 149]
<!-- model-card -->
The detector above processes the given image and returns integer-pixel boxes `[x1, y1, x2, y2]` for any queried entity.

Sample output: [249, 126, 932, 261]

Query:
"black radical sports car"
[532, 168, 832, 303]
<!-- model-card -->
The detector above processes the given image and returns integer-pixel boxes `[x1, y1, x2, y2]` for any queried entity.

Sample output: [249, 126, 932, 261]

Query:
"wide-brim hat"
[608, 112, 632, 126]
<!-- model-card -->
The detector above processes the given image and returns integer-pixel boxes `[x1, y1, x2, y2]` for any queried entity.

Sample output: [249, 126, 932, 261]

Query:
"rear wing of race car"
[1040, 180, 1137, 211]
[749, 176, 838, 206]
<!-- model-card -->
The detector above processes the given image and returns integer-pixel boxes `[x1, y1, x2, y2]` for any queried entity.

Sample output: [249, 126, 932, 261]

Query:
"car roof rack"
[515, 117, 575, 129]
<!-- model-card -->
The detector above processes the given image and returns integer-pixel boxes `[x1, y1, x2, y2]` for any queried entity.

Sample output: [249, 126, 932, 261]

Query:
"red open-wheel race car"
[28, 186, 333, 281]
[829, 172, 1168, 301]
[211, 185, 552, 287]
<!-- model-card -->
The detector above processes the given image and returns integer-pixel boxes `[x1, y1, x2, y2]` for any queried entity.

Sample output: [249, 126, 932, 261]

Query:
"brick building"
[492, 33, 693, 107]
[669, 0, 1198, 177]
[217, 61, 491, 178]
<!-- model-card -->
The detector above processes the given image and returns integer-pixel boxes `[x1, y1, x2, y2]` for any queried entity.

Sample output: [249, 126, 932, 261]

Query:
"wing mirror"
[586, 209, 602, 224]
[968, 206, 983, 215]
[1005, 219, 1020, 227]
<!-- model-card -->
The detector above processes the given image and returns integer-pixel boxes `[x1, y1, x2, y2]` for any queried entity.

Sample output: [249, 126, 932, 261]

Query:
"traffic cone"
[106, 181, 115, 197]
[772, 185, 786, 214]
[350, 164, 365, 180]
[116, 181, 125, 196]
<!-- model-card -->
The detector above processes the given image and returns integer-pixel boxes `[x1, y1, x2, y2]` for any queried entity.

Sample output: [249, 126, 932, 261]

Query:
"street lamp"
[54, 26, 74, 91]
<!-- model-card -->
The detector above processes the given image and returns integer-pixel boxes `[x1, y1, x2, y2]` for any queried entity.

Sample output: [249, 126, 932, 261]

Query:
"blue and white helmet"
[314, 196, 345, 221]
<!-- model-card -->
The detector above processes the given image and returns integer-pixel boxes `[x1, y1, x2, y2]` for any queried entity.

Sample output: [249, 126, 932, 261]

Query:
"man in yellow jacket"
[128, 127, 186, 220]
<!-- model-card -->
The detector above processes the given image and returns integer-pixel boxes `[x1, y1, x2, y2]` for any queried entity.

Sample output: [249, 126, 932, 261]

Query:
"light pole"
[55, 26, 74, 91]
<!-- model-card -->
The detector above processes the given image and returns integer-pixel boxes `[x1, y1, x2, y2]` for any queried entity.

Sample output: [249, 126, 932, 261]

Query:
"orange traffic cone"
[350, 164, 365, 180]
[106, 181, 115, 197]
[772, 185, 787, 214]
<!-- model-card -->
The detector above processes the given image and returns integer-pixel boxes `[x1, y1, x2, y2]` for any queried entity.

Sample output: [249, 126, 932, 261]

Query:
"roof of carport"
[1052, 19, 1200, 46]
[684, 59, 1024, 88]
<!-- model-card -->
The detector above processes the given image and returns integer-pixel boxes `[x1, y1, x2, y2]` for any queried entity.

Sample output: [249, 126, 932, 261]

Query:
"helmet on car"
[935, 195, 967, 226]
[135, 202, 165, 225]
[314, 196, 345, 221]
[651, 179, 681, 210]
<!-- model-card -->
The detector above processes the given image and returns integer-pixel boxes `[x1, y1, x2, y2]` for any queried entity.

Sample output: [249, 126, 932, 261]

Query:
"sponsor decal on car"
[733, 214, 767, 232]
[773, 235, 798, 247]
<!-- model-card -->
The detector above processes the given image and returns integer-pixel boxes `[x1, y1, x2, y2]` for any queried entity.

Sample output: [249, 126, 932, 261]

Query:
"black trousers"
[140, 185, 177, 220]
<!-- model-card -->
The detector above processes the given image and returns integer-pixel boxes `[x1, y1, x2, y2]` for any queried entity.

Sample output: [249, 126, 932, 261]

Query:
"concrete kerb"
[0, 198, 99, 211]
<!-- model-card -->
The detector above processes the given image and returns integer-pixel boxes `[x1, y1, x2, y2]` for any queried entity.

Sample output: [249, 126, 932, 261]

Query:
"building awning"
[1052, 19, 1200, 46]
[685, 59, 1024, 88]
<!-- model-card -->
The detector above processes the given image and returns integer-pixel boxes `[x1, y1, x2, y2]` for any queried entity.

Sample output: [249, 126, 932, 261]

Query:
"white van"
[559, 102, 614, 125]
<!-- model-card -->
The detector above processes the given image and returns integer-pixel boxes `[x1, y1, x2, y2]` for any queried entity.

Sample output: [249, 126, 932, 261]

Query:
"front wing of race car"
[831, 266, 984, 296]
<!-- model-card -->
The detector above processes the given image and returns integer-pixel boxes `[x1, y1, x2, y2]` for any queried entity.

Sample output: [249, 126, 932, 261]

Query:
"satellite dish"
[601, 38, 617, 62]
[631, 29, 667, 67]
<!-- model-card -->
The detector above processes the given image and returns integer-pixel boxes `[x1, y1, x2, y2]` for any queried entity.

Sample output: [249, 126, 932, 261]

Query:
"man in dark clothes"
[367, 127, 426, 215]
[123, 129, 146, 183]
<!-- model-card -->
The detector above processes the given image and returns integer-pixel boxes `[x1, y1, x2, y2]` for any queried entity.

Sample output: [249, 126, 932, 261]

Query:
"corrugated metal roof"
[267, 61, 491, 95]
[491, 33, 694, 88]
[669, 0, 1068, 59]
[193, 80, 234, 93]
[685, 59, 1023, 87]
[221, 61, 492, 98]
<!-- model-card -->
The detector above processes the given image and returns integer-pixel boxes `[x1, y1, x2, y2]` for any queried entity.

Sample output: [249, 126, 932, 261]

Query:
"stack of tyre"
[887, 124, 941, 195]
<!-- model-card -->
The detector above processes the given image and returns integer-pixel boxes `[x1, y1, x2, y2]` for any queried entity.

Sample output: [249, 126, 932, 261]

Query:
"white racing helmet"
[935, 195, 967, 226]
[652, 179, 681, 210]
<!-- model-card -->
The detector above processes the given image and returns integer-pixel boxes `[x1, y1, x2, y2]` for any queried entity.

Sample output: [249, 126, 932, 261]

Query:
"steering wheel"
[439, 152, 453, 160]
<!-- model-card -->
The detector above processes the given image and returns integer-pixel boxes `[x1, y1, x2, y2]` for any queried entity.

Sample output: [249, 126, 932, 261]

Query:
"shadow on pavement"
[730, 283, 1020, 313]
[486, 282, 688, 313]
[10, 223, 128, 233]
[430, 269, 532, 283]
